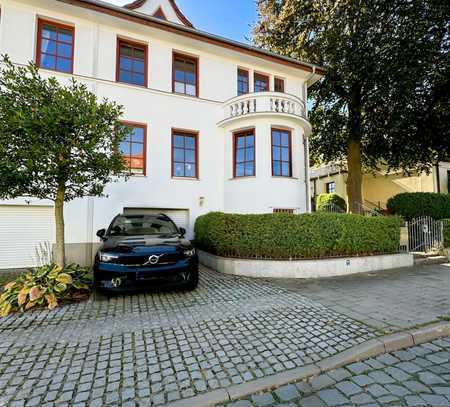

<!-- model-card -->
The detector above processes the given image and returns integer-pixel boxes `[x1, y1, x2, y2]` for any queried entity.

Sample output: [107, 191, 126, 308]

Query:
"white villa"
[0, 0, 324, 269]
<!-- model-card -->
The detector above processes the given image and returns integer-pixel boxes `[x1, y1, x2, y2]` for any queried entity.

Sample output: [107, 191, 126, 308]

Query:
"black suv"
[94, 213, 199, 292]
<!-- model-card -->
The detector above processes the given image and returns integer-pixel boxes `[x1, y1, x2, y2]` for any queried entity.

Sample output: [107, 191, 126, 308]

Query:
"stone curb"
[166, 321, 450, 407]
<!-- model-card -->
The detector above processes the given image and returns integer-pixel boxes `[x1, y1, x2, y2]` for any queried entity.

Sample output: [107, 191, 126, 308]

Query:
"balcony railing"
[218, 92, 307, 126]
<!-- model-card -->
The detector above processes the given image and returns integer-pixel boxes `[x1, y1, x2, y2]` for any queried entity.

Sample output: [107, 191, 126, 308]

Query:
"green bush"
[316, 193, 347, 212]
[387, 192, 450, 220]
[194, 212, 401, 259]
[444, 219, 450, 248]
[0, 264, 91, 317]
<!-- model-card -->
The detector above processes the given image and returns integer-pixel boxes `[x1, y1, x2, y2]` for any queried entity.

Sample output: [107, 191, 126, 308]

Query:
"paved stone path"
[0, 267, 375, 407]
[269, 264, 450, 332]
[225, 337, 450, 407]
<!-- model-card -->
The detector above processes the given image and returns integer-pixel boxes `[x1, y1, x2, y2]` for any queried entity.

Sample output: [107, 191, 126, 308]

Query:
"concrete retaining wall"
[198, 251, 414, 279]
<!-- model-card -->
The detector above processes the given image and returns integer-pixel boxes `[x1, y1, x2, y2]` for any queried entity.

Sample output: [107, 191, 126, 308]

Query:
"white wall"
[222, 116, 308, 214]
[0, 0, 313, 245]
[199, 251, 415, 279]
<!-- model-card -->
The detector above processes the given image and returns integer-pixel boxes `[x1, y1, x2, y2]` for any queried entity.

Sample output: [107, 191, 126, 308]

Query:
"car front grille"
[110, 252, 182, 267]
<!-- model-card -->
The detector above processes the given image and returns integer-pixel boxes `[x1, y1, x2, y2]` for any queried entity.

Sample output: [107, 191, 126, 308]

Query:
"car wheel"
[184, 269, 199, 291]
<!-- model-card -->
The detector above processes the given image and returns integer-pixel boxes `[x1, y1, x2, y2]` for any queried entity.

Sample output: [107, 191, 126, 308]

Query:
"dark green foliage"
[254, 0, 450, 208]
[443, 220, 450, 248]
[194, 212, 401, 259]
[0, 57, 130, 265]
[316, 193, 347, 212]
[387, 193, 450, 220]
[0, 57, 129, 201]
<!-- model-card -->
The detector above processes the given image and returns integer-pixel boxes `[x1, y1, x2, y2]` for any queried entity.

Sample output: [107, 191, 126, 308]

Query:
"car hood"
[100, 235, 192, 255]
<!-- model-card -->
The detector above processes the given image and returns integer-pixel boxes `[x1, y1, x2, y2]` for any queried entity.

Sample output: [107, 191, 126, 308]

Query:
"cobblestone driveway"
[226, 337, 450, 407]
[0, 267, 375, 407]
[269, 264, 450, 331]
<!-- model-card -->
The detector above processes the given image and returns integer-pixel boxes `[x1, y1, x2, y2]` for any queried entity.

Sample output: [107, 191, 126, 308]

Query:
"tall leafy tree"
[0, 58, 130, 266]
[254, 0, 449, 212]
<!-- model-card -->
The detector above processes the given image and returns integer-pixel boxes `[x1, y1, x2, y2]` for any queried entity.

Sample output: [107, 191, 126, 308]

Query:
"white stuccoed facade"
[0, 0, 323, 268]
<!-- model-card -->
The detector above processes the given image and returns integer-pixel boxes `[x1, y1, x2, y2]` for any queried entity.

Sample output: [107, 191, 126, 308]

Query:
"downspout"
[303, 66, 317, 213]
[85, 18, 100, 267]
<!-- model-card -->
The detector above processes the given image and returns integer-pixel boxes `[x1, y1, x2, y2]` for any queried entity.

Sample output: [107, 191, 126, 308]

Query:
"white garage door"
[0, 205, 54, 269]
[124, 208, 190, 233]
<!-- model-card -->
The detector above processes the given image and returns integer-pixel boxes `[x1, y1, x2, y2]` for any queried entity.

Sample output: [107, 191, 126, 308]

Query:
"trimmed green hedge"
[387, 192, 450, 220]
[444, 219, 450, 248]
[194, 212, 402, 259]
[316, 193, 347, 212]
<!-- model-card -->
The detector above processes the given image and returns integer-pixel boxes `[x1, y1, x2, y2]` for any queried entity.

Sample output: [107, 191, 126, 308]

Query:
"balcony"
[218, 92, 309, 130]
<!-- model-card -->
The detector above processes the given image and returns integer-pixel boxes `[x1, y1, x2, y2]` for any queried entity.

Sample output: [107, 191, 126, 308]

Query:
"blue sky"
[107, 0, 257, 43]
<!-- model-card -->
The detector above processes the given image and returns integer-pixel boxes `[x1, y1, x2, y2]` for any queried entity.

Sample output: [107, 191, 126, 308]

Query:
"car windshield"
[109, 215, 179, 236]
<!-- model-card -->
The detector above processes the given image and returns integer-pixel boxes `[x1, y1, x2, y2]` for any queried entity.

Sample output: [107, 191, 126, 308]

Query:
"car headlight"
[183, 248, 196, 257]
[99, 252, 119, 263]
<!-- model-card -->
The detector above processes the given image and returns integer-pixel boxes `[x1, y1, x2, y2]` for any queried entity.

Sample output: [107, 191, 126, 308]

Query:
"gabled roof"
[124, 0, 194, 28]
[56, 0, 326, 80]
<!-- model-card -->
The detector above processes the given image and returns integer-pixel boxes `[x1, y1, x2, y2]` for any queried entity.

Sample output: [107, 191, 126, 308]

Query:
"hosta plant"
[0, 264, 91, 317]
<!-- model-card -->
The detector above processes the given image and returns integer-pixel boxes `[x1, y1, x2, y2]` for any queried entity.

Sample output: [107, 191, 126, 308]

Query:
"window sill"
[172, 91, 199, 98]
[37, 66, 74, 75]
[271, 176, 298, 180]
[117, 80, 148, 89]
[229, 176, 257, 180]
[171, 177, 200, 181]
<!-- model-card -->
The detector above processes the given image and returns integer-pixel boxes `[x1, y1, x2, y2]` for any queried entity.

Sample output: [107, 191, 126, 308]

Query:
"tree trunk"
[54, 185, 65, 267]
[346, 140, 363, 213]
[347, 86, 364, 213]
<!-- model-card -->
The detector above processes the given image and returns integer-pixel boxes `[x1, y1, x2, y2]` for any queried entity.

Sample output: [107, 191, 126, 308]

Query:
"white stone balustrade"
[219, 92, 307, 126]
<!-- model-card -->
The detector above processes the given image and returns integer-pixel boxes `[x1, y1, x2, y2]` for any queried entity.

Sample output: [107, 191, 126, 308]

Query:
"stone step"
[414, 255, 448, 266]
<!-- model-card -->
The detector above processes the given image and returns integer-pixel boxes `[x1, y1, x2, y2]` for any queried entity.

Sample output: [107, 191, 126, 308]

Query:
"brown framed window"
[237, 69, 249, 96]
[173, 53, 198, 97]
[172, 130, 198, 178]
[272, 128, 292, 177]
[273, 208, 294, 214]
[120, 122, 147, 175]
[234, 130, 255, 177]
[326, 181, 336, 194]
[117, 38, 148, 87]
[36, 19, 74, 73]
[254, 72, 269, 92]
[275, 77, 285, 92]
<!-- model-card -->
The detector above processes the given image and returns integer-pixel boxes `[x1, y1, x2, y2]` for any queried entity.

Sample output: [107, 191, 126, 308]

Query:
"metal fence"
[443, 219, 450, 248]
[320, 202, 346, 213]
[405, 216, 444, 253]
[318, 201, 382, 216]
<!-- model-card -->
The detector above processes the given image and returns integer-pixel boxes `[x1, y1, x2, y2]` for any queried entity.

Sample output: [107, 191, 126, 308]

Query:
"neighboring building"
[0, 0, 324, 269]
[310, 162, 450, 210]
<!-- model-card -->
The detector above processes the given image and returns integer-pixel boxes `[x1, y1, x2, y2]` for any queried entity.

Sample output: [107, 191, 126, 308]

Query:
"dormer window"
[124, 0, 194, 28]
[153, 7, 167, 20]
[117, 38, 148, 87]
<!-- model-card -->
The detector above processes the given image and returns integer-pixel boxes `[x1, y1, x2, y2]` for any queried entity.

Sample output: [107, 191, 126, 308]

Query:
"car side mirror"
[96, 229, 106, 240]
[179, 227, 186, 237]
